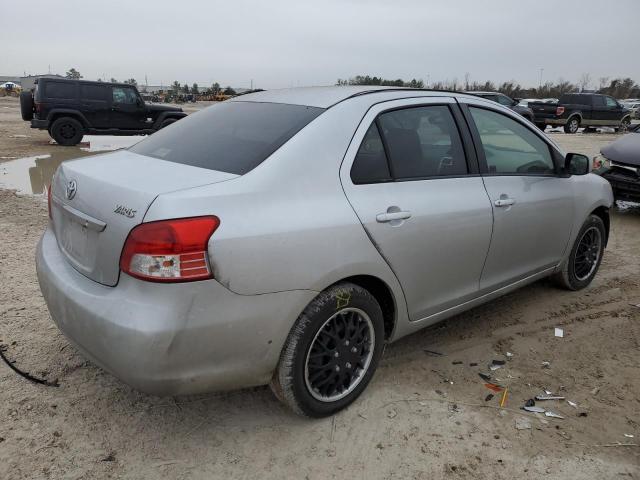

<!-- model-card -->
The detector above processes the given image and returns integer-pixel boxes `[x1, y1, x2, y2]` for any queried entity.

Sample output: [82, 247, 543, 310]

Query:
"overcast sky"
[2, 0, 639, 90]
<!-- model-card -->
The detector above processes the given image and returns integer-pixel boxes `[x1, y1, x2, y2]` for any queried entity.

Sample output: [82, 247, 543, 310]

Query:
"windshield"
[130, 101, 324, 175]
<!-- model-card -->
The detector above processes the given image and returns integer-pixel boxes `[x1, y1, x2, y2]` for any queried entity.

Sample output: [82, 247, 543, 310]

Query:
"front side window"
[469, 107, 555, 175]
[605, 97, 618, 108]
[377, 106, 468, 179]
[112, 87, 138, 104]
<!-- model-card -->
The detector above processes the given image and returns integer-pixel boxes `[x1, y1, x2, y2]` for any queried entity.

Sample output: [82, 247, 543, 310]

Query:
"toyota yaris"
[37, 87, 613, 417]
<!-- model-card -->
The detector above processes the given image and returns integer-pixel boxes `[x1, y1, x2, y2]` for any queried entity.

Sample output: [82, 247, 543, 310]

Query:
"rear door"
[110, 85, 146, 129]
[80, 83, 110, 128]
[460, 100, 574, 290]
[341, 97, 493, 321]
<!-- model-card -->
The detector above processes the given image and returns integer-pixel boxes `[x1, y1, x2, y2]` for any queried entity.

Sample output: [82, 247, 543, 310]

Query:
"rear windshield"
[130, 101, 324, 175]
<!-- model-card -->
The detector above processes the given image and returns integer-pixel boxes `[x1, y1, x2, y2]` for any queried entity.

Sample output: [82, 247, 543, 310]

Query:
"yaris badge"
[65, 180, 77, 200]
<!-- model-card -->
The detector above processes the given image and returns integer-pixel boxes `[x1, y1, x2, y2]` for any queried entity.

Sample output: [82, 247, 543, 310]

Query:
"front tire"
[553, 214, 605, 290]
[564, 116, 580, 134]
[615, 117, 631, 133]
[271, 282, 385, 417]
[50, 117, 84, 146]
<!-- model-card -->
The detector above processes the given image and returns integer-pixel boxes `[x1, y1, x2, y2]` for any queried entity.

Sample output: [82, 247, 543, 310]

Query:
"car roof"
[37, 77, 133, 88]
[229, 86, 464, 108]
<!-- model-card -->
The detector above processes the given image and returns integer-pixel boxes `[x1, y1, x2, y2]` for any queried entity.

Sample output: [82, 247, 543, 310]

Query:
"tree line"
[337, 74, 640, 99]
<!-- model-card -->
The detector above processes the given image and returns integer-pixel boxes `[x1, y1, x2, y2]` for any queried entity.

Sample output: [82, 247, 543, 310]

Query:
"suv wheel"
[50, 117, 85, 146]
[271, 282, 385, 417]
[564, 116, 580, 134]
[615, 118, 631, 133]
[19, 92, 34, 121]
[553, 214, 605, 290]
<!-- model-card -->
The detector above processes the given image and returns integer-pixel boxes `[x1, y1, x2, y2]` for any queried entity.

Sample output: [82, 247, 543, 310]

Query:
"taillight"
[120, 216, 220, 282]
[47, 184, 52, 220]
[35, 102, 41, 113]
[556, 106, 565, 116]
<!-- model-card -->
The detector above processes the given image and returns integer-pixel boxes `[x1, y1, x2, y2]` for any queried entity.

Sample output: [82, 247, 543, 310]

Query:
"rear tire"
[271, 282, 385, 417]
[50, 117, 85, 146]
[564, 116, 580, 134]
[19, 91, 34, 121]
[552, 214, 605, 291]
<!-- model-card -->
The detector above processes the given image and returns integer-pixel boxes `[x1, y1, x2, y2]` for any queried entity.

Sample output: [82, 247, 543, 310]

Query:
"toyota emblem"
[66, 180, 77, 200]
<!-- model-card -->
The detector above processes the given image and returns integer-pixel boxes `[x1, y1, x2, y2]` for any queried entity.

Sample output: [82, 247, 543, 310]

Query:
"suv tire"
[564, 116, 580, 134]
[19, 92, 34, 121]
[50, 117, 85, 146]
[615, 117, 631, 133]
[553, 214, 605, 291]
[271, 282, 385, 417]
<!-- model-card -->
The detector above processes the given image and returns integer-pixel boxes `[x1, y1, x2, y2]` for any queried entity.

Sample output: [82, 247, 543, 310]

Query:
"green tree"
[172, 81, 180, 94]
[182, 83, 190, 94]
[223, 86, 236, 95]
[192, 83, 199, 94]
[124, 78, 137, 86]
[211, 82, 221, 94]
[65, 68, 82, 79]
[110, 77, 118, 83]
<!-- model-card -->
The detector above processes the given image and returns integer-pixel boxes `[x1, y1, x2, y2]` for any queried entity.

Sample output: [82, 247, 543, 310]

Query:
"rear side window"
[112, 87, 138, 104]
[469, 107, 555, 175]
[130, 102, 324, 175]
[350, 123, 391, 184]
[592, 96, 605, 107]
[377, 106, 468, 179]
[81, 84, 108, 101]
[44, 82, 76, 99]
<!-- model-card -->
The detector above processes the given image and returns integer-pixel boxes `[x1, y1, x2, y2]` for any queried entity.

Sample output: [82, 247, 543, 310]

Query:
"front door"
[341, 98, 493, 321]
[110, 86, 146, 129]
[80, 83, 110, 128]
[462, 103, 574, 290]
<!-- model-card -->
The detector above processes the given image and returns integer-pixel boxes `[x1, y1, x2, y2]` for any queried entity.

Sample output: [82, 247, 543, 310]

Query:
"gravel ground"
[0, 96, 638, 479]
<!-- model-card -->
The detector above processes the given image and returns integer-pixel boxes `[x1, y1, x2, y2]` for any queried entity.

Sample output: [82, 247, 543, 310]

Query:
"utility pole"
[250, 79, 253, 90]
[539, 68, 544, 90]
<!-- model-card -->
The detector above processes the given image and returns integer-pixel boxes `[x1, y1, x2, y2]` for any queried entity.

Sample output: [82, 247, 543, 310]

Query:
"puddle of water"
[0, 135, 143, 195]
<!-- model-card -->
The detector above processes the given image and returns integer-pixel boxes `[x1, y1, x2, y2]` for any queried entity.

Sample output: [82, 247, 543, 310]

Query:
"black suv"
[464, 91, 535, 122]
[20, 78, 186, 145]
[529, 93, 632, 133]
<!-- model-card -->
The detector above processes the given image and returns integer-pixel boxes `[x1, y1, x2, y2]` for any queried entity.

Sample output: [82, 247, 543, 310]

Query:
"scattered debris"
[424, 349, 444, 357]
[578, 412, 588, 417]
[101, 453, 116, 462]
[358, 413, 368, 420]
[452, 361, 463, 365]
[524, 406, 545, 413]
[544, 411, 564, 419]
[535, 395, 565, 401]
[554, 328, 564, 338]
[525, 399, 536, 408]
[624, 434, 635, 438]
[484, 383, 503, 393]
[541, 361, 551, 369]
[479, 373, 492, 382]
[469, 362, 478, 367]
[0, 343, 59, 387]
[515, 417, 532, 430]
[485, 394, 494, 402]
[492, 360, 506, 366]
[505, 352, 513, 358]
[591, 387, 600, 396]
[387, 409, 397, 419]
[500, 388, 508, 408]
[567, 400, 578, 408]
[489, 364, 503, 371]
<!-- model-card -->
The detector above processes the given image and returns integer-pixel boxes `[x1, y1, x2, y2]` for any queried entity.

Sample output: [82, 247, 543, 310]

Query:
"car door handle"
[494, 198, 515, 207]
[376, 211, 412, 222]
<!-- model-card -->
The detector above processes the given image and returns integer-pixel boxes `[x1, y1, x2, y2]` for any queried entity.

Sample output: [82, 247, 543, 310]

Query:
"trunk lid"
[50, 150, 238, 286]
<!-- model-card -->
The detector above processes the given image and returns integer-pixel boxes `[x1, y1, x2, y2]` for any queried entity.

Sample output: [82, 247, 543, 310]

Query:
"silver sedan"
[36, 87, 613, 417]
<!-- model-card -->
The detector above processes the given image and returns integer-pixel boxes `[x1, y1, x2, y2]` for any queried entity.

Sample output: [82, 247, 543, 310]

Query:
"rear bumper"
[545, 118, 566, 125]
[30, 119, 48, 129]
[36, 227, 316, 396]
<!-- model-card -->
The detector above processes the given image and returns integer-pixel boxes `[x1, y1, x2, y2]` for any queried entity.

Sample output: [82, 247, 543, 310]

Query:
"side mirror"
[136, 97, 143, 107]
[513, 98, 521, 106]
[565, 153, 590, 175]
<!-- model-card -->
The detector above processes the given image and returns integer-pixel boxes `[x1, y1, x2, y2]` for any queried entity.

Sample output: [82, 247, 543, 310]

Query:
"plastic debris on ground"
[624, 434, 635, 438]
[524, 406, 545, 413]
[485, 394, 494, 402]
[506, 352, 513, 358]
[554, 327, 564, 338]
[535, 395, 565, 401]
[544, 411, 564, 419]
[567, 400, 578, 408]
[515, 417, 532, 430]
[478, 373, 492, 382]
[484, 383, 503, 393]
[423, 349, 444, 357]
[541, 361, 551, 368]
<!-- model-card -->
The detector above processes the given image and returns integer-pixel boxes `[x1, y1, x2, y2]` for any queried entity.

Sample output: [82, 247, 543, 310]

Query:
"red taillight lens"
[120, 216, 220, 282]
[47, 184, 52, 220]
[556, 106, 565, 116]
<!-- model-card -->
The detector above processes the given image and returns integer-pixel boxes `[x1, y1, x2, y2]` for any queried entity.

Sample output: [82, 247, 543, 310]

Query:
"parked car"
[621, 101, 640, 119]
[465, 91, 535, 122]
[529, 93, 632, 133]
[20, 78, 186, 146]
[593, 124, 640, 202]
[37, 87, 613, 417]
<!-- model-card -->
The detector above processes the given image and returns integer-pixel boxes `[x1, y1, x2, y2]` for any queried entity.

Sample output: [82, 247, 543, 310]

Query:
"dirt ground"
[0, 95, 638, 479]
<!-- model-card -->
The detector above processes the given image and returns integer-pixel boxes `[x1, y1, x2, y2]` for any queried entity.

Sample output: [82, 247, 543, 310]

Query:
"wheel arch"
[590, 205, 610, 247]
[48, 110, 89, 129]
[327, 275, 397, 341]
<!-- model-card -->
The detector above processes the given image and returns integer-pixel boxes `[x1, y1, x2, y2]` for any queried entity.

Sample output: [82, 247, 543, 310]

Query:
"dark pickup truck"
[529, 93, 632, 133]
[20, 78, 187, 146]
